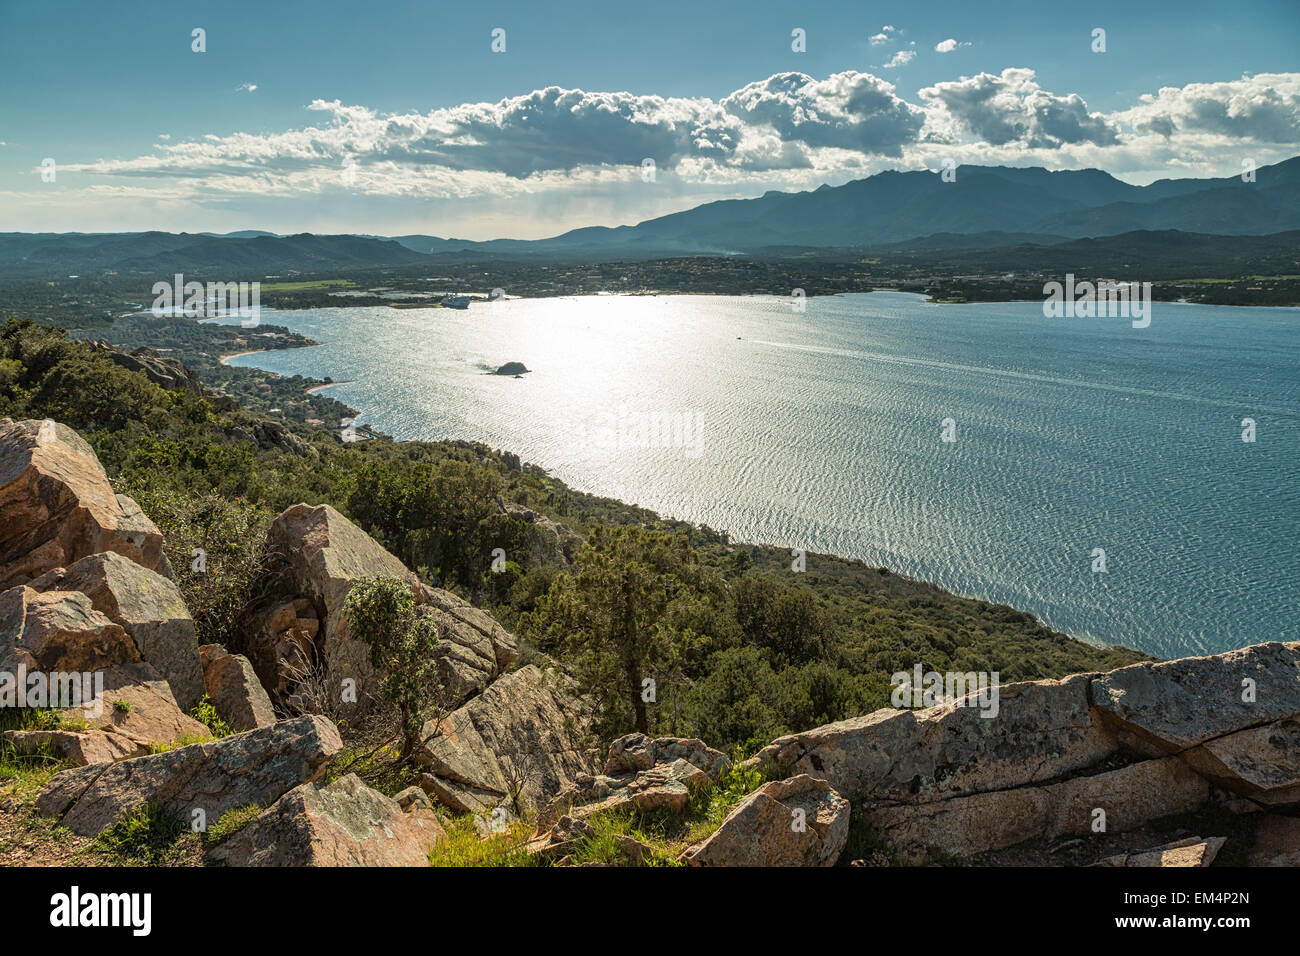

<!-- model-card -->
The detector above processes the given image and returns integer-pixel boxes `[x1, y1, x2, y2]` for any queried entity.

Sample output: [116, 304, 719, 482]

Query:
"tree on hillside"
[341, 576, 440, 760]
[526, 525, 718, 737]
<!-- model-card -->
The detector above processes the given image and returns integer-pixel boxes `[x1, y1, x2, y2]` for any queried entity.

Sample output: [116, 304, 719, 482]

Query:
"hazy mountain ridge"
[3, 157, 1297, 275]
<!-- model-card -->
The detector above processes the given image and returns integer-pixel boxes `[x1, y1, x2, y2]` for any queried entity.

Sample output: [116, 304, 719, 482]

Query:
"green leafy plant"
[341, 576, 440, 760]
[187, 696, 233, 738]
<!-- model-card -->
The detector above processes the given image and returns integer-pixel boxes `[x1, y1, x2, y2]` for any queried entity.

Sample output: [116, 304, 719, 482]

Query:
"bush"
[341, 577, 440, 760]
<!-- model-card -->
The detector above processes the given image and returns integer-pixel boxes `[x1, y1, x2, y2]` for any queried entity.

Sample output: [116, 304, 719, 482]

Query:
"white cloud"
[935, 38, 970, 53]
[1117, 72, 1300, 142]
[883, 51, 916, 69]
[26, 69, 1299, 234]
[919, 68, 1119, 146]
[237, 83, 258, 93]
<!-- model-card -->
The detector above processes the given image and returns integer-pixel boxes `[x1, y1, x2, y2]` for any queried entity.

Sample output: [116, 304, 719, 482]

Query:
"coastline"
[218, 350, 263, 364]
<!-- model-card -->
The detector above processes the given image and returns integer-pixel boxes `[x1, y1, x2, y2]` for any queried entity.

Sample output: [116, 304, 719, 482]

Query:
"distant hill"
[0, 232, 431, 277]
[1, 156, 1296, 274]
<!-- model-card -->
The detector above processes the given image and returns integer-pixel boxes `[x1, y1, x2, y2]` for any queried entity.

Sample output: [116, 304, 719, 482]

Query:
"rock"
[865, 756, 1211, 863]
[1246, 814, 1300, 866]
[1180, 717, 1300, 807]
[493, 362, 529, 376]
[253, 505, 519, 711]
[753, 674, 1117, 804]
[417, 772, 507, 818]
[0, 728, 138, 765]
[539, 758, 711, 830]
[1090, 641, 1300, 753]
[683, 775, 850, 867]
[206, 773, 444, 867]
[29, 551, 204, 708]
[0, 587, 139, 673]
[256, 505, 415, 708]
[525, 815, 594, 862]
[535, 733, 730, 832]
[267, 503, 420, 627]
[417, 665, 596, 816]
[422, 588, 519, 707]
[604, 733, 730, 779]
[198, 643, 277, 732]
[0, 419, 169, 589]
[393, 786, 432, 812]
[35, 714, 343, 837]
[93, 343, 204, 396]
[1093, 836, 1226, 867]
[246, 598, 318, 698]
[71, 662, 212, 750]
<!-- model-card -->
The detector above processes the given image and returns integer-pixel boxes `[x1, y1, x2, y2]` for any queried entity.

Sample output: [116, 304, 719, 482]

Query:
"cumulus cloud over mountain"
[48, 68, 1300, 204]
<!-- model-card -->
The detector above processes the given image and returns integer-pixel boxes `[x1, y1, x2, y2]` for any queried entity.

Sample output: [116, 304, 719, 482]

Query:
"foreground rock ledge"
[417, 664, 596, 817]
[30, 551, 205, 709]
[684, 775, 850, 867]
[36, 715, 343, 837]
[207, 772, 445, 867]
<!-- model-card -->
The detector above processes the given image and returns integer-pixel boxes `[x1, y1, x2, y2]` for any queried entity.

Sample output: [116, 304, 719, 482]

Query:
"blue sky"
[1, 0, 1297, 237]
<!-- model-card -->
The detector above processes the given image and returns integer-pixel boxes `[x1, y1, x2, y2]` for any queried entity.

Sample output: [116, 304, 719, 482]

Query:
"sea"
[217, 291, 1300, 658]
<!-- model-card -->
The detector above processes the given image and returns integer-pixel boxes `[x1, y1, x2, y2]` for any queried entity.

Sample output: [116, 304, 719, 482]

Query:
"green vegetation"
[188, 696, 234, 739]
[202, 805, 265, 847]
[90, 805, 200, 866]
[341, 577, 441, 759]
[429, 816, 539, 867]
[0, 316, 1149, 758]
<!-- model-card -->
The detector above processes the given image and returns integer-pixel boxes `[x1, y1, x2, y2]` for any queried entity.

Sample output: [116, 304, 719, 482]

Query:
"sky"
[1, 0, 1297, 239]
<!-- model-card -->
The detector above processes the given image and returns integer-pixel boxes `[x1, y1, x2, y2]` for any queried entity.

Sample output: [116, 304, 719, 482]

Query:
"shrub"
[341, 577, 440, 760]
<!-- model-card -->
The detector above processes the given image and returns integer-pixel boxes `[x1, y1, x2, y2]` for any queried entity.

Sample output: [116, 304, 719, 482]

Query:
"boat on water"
[440, 294, 471, 309]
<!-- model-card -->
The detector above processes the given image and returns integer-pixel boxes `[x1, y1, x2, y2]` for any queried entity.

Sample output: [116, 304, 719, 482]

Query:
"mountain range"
[2, 156, 1297, 275]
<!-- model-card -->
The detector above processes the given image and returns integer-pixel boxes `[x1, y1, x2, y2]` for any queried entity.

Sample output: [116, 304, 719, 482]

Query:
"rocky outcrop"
[423, 588, 520, 707]
[417, 665, 597, 817]
[752, 673, 1116, 805]
[0, 419, 170, 589]
[684, 775, 850, 867]
[199, 643, 277, 732]
[534, 733, 730, 832]
[0, 585, 208, 752]
[503, 503, 579, 565]
[751, 640, 1300, 864]
[228, 419, 314, 458]
[1089, 642, 1300, 753]
[29, 551, 204, 708]
[91, 343, 205, 397]
[206, 773, 445, 867]
[250, 503, 517, 712]
[35, 715, 343, 836]
[526, 733, 729, 862]
[0, 586, 138, 673]
[0, 728, 138, 766]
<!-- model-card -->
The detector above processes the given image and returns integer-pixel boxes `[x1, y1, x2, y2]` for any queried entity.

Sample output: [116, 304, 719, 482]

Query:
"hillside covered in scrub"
[0, 318, 1147, 753]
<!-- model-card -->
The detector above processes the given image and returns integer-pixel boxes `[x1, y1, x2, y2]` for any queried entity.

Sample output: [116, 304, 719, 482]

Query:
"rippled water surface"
[221, 292, 1299, 657]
